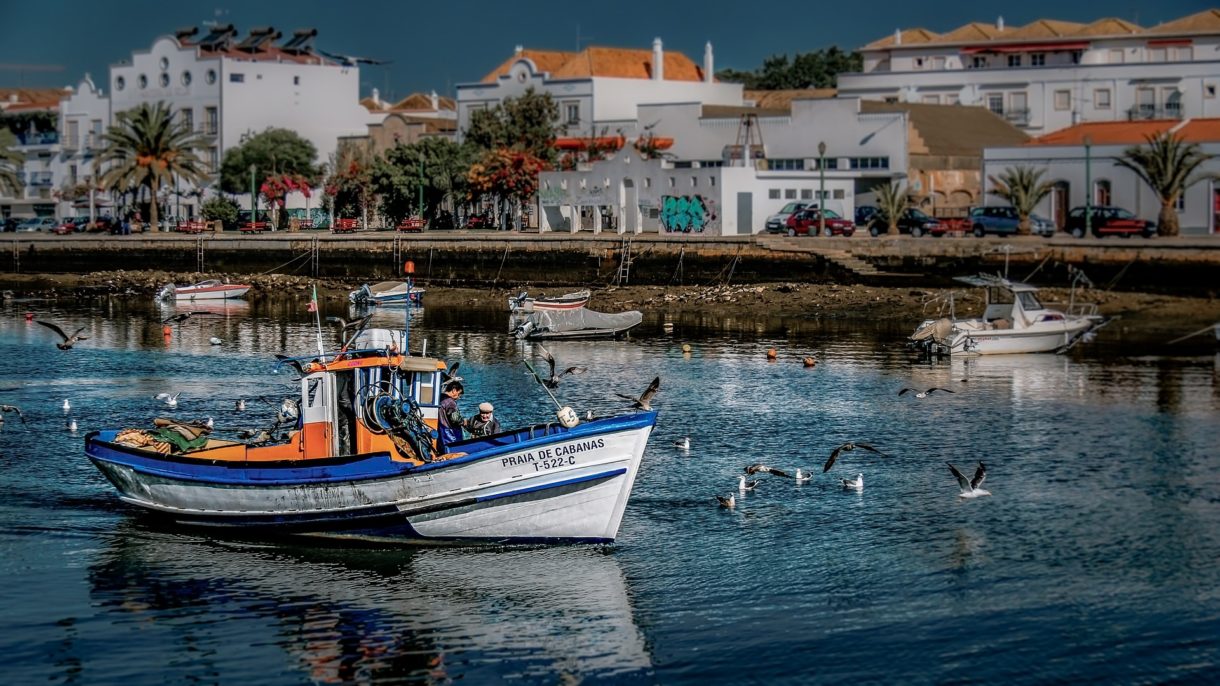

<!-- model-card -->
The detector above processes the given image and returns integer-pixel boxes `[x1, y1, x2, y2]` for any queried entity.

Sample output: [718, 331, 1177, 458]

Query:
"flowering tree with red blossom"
[467, 149, 547, 227]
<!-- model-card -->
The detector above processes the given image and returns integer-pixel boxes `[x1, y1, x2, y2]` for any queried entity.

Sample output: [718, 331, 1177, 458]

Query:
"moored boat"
[512, 307, 643, 340]
[157, 279, 251, 301]
[349, 281, 425, 307]
[910, 275, 1104, 356]
[84, 327, 657, 544]
[509, 289, 592, 313]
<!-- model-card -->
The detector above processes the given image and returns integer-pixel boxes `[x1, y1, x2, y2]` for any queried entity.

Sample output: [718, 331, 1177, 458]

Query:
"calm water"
[2, 295, 1219, 684]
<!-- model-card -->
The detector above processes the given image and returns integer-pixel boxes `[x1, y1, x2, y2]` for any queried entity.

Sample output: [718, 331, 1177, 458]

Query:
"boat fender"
[557, 406, 579, 428]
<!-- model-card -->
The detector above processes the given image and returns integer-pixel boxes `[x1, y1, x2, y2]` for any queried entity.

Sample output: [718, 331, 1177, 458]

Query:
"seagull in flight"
[716, 494, 736, 509]
[538, 343, 587, 389]
[616, 376, 660, 410]
[948, 462, 991, 498]
[36, 321, 89, 350]
[898, 387, 955, 399]
[841, 473, 864, 491]
[442, 362, 462, 385]
[275, 355, 307, 376]
[744, 464, 792, 478]
[162, 311, 212, 325]
[317, 48, 391, 66]
[155, 392, 180, 408]
[0, 404, 27, 426]
[822, 442, 889, 473]
[326, 314, 372, 348]
[738, 475, 760, 491]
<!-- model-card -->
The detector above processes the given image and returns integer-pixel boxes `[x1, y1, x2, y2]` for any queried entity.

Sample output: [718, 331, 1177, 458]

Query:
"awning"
[962, 41, 1089, 54]
[553, 135, 625, 151]
[1146, 38, 1192, 47]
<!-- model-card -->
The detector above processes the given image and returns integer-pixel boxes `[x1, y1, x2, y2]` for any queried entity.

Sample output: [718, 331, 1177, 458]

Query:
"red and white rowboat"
[509, 289, 591, 313]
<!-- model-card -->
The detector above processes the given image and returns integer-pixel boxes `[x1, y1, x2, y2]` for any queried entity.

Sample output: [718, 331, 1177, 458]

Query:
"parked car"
[784, 208, 856, 237]
[54, 215, 93, 235]
[866, 208, 945, 237]
[855, 205, 880, 227]
[764, 201, 812, 233]
[1063, 206, 1156, 238]
[968, 206, 1055, 237]
[15, 217, 59, 232]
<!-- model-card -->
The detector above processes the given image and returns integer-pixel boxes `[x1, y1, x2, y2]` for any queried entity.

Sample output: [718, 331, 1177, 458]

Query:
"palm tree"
[98, 102, 210, 230]
[0, 129, 23, 197]
[986, 166, 1055, 236]
[1116, 132, 1215, 236]
[873, 180, 909, 236]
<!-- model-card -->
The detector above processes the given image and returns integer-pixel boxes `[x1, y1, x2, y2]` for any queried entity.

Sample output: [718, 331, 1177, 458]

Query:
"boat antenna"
[403, 260, 416, 353]
[310, 283, 324, 357]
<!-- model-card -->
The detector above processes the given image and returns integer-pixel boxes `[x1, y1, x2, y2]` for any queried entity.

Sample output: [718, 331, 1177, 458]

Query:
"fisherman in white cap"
[465, 401, 502, 437]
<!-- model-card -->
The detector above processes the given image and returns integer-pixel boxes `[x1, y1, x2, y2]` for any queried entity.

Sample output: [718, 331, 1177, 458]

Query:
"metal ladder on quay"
[615, 236, 634, 286]
[196, 236, 205, 273]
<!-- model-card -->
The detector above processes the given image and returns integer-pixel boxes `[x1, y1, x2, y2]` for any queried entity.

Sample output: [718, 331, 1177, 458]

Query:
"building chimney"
[704, 41, 714, 83]
[997, 16, 1005, 31]
[430, 90, 438, 111]
[652, 37, 664, 81]
[371, 88, 382, 107]
[895, 28, 902, 45]
[514, 45, 523, 55]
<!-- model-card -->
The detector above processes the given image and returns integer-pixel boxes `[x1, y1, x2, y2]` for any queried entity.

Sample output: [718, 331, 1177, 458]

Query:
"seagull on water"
[205, 417, 214, 429]
[538, 343, 588, 389]
[822, 442, 889, 473]
[66, 418, 78, 432]
[794, 468, 812, 484]
[716, 494, 736, 509]
[841, 473, 864, 491]
[898, 387, 955, 399]
[586, 410, 594, 421]
[36, 321, 89, 350]
[674, 436, 690, 451]
[155, 392, 180, 408]
[744, 464, 792, 478]
[235, 399, 246, 411]
[62, 399, 71, 412]
[209, 337, 223, 346]
[616, 376, 660, 411]
[738, 475, 760, 491]
[948, 462, 991, 498]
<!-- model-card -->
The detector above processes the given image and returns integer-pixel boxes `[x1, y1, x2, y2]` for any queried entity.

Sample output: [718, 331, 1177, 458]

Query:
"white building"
[1, 87, 72, 220]
[48, 25, 372, 220]
[456, 39, 742, 140]
[983, 119, 1220, 235]
[837, 9, 1220, 136]
[537, 97, 1027, 235]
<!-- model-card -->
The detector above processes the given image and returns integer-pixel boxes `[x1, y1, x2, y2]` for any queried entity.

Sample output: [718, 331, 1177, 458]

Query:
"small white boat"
[910, 275, 1104, 356]
[509, 289, 591, 313]
[349, 281, 425, 307]
[157, 279, 251, 301]
[512, 307, 643, 340]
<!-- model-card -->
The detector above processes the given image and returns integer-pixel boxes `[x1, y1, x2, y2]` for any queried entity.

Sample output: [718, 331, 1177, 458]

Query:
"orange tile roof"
[863, 28, 941, 49]
[1074, 18, 1143, 36]
[938, 22, 1013, 43]
[1146, 9, 1220, 34]
[481, 44, 705, 83]
[0, 88, 69, 112]
[1025, 119, 1220, 146]
[391, 93, 456, 111]
[481, 49, 577, 83]
[744, 88, 836, 110]
[1003, 19, 1085, 40]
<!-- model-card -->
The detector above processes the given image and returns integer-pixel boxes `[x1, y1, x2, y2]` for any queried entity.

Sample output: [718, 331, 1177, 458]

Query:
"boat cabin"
[963, 277, 1060, 329]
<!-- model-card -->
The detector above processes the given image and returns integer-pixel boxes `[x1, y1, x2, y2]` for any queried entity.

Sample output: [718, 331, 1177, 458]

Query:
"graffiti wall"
[660, 195, 719, 233]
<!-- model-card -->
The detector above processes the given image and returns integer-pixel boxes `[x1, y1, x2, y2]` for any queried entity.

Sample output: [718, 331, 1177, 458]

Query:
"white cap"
[479, 402, 494, 413]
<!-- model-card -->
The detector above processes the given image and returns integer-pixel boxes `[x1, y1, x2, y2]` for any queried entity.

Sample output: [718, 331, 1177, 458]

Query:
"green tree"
[987, 166, 1055, 236]
[218, 128, 319, 195]
[0, 129, 22, 196]
[98, 102, 211, 230]
[1116, 132, 1216, 236]
[374, 137, 475, 224]
[716, 46, 862, 90]
[201, 196, 240, 226]
[873, 181, 910, 236]
[464, 87, 561, 164]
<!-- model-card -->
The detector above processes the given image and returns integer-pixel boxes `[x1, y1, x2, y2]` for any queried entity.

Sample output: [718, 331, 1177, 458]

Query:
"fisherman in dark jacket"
[438, 381, 465, 452]
[465, 402, 502, 437]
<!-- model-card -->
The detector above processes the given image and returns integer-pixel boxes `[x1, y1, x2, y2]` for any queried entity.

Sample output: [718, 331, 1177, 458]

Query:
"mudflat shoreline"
[3, 270, 1218, 342]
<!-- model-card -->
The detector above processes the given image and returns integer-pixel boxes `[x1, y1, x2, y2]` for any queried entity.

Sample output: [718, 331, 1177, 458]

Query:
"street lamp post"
[817, 141, 827, 236]
[249, 163, 256, 229]
[1083, 135, 1092, 236]
[418, 154, 424, 223]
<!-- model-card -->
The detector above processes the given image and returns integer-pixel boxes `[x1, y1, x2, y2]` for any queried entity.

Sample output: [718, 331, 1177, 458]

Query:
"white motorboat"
[508, 289, 591, 313]
[910, 275, 1105, 356]
[512, 307, 643, 340]
[349, 281, 425, 307]
[157, 279, 251, 301]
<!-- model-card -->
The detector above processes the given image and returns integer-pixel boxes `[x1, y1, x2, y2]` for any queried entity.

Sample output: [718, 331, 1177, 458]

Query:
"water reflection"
[88, 524, 652, 683]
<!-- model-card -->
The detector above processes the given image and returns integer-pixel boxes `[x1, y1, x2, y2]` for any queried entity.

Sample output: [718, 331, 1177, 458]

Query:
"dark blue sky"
[0, 0, 1211, 100]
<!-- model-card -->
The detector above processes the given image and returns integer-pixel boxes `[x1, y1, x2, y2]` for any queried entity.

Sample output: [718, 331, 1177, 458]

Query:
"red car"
[785, 208, 855, 237]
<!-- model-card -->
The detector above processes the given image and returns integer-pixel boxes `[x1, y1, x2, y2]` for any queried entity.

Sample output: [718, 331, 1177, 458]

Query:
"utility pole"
[817, 141, 827, 236]
[249, 163, 256, 227]
[417, 154, 424, 221]
[1083, 135, 1092, 237]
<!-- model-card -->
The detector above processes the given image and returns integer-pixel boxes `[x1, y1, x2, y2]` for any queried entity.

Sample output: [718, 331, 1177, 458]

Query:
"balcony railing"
[1127, 103, 1183, 120]
[62, 136, 79, 150]
[27, 175, 54, 187]
[16, 132, 59, 146]
[1002, 108, 1031, 126]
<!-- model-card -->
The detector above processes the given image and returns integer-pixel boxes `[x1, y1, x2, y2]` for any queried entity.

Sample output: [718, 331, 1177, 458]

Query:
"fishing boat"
[84, 327, 657, 544]
[157, 279, 251, 301]
[349, 281, 425, 307]
[508, 289, 591, 313]
[512, 307, 643, 340]
[909, 275, 1104, 356]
